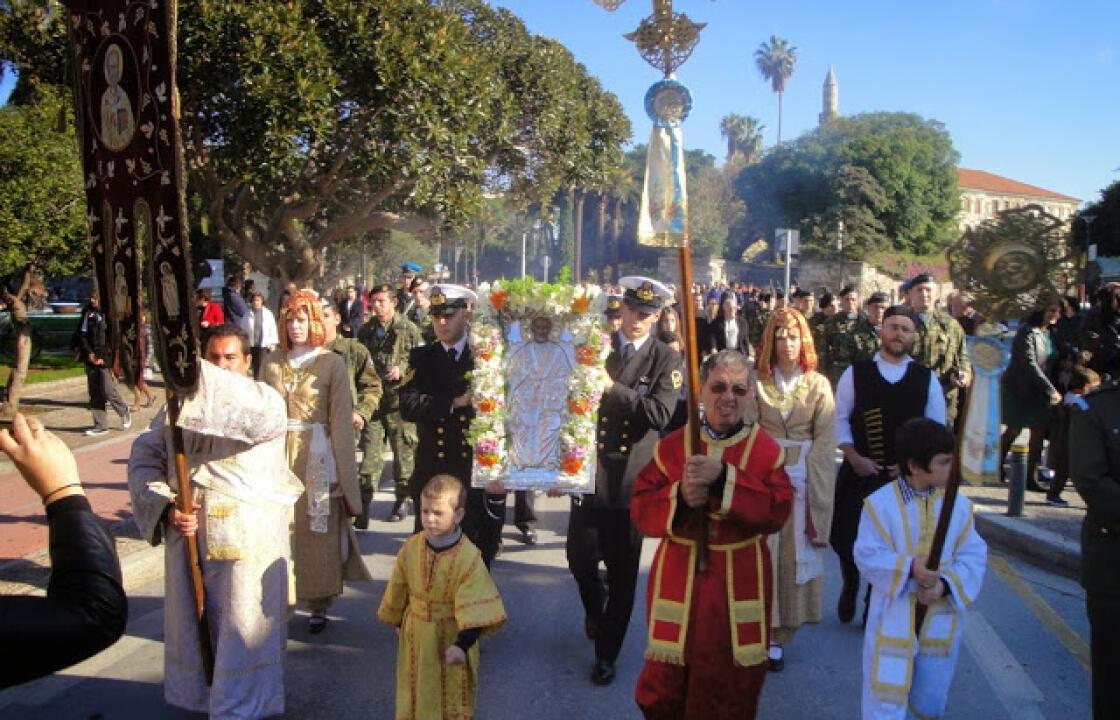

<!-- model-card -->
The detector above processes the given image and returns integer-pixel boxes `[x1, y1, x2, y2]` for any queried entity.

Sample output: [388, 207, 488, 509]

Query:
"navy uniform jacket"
[399, 342, 474, 492]
[588, 334, 681, 510]
[1069, 383, 1120, 595]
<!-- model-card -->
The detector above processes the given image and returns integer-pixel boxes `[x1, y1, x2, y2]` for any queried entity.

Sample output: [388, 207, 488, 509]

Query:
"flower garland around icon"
[467, 277, 610, 490]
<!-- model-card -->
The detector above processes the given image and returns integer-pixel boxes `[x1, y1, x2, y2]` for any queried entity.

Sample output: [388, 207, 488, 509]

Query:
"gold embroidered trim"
[755, 374, 811, 417]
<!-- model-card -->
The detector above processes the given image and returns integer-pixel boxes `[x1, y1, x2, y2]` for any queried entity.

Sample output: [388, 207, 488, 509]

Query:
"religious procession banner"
[468, 280, 610, 492]
[960, 336, 1010, 485]
[68, 0, 199, 393]
[637, 79, 691, 248]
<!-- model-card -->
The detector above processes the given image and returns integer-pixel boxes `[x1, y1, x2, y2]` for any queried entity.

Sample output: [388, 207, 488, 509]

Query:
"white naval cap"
[618, 275, 672, 312]
[428, 284, 478, 316]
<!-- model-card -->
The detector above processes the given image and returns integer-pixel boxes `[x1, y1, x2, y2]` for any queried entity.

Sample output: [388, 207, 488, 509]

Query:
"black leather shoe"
[521, 528, 537, 545]
[386, 498, 408, 523]
[591, 659, 615, 686]
[838, 579, 857, 623]
[584, 615, 600, 640]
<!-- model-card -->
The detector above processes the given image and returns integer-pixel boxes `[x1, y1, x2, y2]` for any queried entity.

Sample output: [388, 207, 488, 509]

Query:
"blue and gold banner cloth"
[638, 79, 691, 248]
[960, 336, 1010, 485]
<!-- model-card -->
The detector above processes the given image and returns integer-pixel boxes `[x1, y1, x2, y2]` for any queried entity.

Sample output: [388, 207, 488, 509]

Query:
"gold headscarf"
[280, 289, 327, 350]
[756, 307, 817, 378]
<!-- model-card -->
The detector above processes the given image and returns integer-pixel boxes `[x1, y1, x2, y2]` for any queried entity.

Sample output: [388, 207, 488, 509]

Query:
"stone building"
[957, 168, 1079, 233]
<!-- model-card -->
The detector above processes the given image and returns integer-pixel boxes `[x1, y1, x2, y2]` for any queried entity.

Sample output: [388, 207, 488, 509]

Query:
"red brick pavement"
[0, 432, 138, 561]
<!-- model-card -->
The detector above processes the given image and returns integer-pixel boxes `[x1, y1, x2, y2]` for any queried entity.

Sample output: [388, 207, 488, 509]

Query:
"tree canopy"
[753, 35, 797, 144]
[1077, 180, 1120, 258]
[0, 84, 87, 283]
[1, 0, 631, 285]
[734, 112, 960, 259]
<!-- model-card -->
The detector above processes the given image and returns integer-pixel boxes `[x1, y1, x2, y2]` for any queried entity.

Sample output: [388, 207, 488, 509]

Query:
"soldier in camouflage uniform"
[358, 283, 423, 522]
[746, 292, 773, 348]
[322, 301, 384, 528]
[808, 290, 835, 357]
[823, 287, 884, 387]
[906, 274, 971, 426]
[405, 277, 435, 344]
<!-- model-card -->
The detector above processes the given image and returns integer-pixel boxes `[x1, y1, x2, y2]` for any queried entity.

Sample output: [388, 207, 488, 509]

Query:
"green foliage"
[734, 112, 960, 259]
[754, 36, 798, 94]
[0, 85, 88, 280]
[719, 113, 765, 165]
[1077, 180, 1120, 257]
[685, 149, 743, 258]
[1, 1, 630, 286]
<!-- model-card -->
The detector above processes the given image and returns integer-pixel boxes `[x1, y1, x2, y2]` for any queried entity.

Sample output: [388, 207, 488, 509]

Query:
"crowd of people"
[11, 265, 1113, 719]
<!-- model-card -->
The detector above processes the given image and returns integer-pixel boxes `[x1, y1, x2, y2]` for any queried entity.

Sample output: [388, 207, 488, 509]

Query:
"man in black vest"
[830, 305, 946, 623]
[399, 283, 505, 568]
[568, 275, 681, 686]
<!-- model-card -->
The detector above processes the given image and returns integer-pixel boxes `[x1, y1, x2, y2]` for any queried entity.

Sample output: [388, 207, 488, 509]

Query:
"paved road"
[0, 489, 1092, 719]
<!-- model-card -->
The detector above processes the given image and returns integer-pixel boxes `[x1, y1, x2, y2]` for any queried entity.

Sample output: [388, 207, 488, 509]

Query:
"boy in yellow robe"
[378, 475, 507, 720]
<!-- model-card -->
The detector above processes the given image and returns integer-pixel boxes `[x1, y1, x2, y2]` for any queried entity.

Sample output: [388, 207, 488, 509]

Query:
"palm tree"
[754, 35, 798, 144]
[719, 113, 766, 164]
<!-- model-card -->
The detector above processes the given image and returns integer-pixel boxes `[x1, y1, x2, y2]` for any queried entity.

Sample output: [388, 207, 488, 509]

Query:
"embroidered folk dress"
[855, 478, 987, 720]
[261, 348, 369, 604]
[746, 368, 836, 643]
[377, 532, 507, 720]
[631, 424, 793, 719]
[127, 361, 303, 719]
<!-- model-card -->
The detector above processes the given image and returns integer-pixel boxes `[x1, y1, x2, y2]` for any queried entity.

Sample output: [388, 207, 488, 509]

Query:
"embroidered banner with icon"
[68, 0, 198, 392]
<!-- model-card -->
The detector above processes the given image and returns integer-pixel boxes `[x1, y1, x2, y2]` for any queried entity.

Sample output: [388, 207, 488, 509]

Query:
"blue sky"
[4, 1, 1116, 205]
[488, 0, 1119, 206]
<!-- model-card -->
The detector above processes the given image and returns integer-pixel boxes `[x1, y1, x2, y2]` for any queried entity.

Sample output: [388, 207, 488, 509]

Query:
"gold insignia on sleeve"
[671, 370, 682, 389]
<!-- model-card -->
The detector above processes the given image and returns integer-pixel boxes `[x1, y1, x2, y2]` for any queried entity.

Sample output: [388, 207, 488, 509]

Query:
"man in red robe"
[632, 349, 793, 719]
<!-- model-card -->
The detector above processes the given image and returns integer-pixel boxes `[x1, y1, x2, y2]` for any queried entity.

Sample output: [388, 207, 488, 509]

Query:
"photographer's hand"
[0, 414, 83, 505]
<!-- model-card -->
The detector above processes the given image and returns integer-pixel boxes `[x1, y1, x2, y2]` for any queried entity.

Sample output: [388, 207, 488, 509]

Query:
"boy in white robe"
[855, 418, 987, 720]
[128, 325, 303, 719]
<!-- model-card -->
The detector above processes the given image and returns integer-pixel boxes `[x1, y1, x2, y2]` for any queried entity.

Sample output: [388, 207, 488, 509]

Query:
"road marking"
[989, 554, 1091, 672]
[964, 609, 1046, 719]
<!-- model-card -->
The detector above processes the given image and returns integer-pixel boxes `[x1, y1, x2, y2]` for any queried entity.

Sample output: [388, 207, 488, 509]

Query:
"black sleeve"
[398, 347, 450, 423]
[453, 626, 484, 653]
[0, 495, 127, 689]
[604, 344, 680, 432]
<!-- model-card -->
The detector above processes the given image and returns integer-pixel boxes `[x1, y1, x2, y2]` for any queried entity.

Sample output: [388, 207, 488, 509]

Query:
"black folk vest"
[850, 359, 932, 466]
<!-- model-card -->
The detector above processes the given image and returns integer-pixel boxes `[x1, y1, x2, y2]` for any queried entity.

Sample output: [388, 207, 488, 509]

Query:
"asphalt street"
[0, 486, 1092, 719]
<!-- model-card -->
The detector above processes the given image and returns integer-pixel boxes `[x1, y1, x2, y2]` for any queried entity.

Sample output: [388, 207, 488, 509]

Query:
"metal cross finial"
[592, 0, 706, 77]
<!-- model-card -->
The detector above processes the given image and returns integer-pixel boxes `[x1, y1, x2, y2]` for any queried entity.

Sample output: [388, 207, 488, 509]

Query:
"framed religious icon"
[468, 279, 610, 492]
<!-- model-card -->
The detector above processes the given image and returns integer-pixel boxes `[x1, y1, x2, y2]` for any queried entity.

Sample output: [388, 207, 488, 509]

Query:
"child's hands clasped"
[445, 645, 467, 666]
[911, 558, 945, 606]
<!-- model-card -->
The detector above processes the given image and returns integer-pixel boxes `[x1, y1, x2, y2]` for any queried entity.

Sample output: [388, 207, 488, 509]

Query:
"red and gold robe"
[632, 423, 793, 720]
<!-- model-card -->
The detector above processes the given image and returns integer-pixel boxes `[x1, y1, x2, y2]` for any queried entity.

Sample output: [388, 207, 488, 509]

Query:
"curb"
[973, 509, 1080, 579]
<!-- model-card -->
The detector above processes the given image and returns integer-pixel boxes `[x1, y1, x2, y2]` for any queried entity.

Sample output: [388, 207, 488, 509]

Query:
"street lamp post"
[1082, 214, 1097, 305]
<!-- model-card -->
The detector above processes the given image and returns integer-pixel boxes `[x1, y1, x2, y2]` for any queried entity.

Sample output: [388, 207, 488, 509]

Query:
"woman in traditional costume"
[261, 290, 369, 633]
[746, 307, 836, 671]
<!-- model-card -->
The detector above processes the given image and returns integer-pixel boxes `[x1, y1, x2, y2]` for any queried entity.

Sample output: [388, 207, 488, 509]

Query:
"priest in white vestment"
[128, 325, 302, 719]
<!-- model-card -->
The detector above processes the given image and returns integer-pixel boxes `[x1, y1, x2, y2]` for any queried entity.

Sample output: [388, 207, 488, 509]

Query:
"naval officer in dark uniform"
[1069, 380, 1120, 720]
[399, 283, 505, 568]
[568, 276, 682, 686]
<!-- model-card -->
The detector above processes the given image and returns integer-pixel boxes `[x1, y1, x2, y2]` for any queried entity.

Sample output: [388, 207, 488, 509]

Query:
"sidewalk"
[962, 482, 1083, 579]
[0, 375, 166, 596]
[0, 374, 1088, 594]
